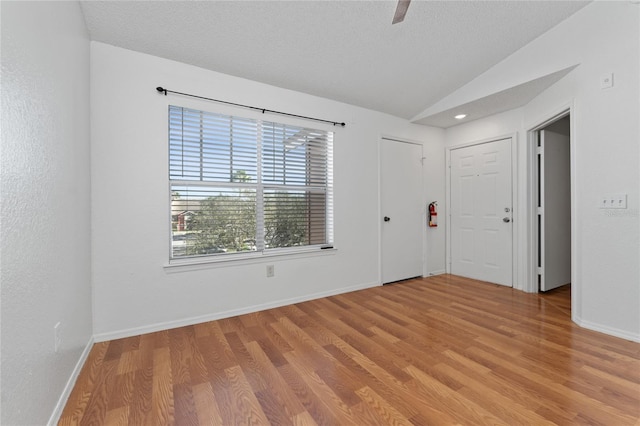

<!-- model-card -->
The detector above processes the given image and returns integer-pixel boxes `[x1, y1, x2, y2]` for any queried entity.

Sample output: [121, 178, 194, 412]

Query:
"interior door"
[539, 130, 571, 291]
[381, 139, 423, 284]
[450, 138, 513, 286]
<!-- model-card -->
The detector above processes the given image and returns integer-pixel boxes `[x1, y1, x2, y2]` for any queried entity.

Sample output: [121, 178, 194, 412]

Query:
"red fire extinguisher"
[428, 202, 438, 227]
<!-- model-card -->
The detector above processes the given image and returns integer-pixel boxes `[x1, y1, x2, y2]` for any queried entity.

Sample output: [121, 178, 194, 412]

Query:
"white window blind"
[169, 105, 333, 259]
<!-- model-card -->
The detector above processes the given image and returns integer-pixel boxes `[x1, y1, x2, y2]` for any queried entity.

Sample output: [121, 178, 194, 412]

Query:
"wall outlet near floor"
[54, 322, 62, 353]
[266, 265, 275, 278]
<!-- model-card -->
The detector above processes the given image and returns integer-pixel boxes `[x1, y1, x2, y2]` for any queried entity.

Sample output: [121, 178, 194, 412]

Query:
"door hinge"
[537, 267, 543, 275]
[537, 207, 543, 215]
[536, 146, 543, 155]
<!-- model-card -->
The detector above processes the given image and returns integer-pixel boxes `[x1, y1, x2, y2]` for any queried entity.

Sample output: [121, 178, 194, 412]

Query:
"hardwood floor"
[59, 275, 640, 425]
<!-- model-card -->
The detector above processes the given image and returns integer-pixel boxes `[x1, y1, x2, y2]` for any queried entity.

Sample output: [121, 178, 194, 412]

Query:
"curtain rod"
[156, 87, 346, 127]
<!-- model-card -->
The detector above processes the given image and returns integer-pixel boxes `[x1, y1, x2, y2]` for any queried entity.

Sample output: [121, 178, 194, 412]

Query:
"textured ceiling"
[413, 66, 578, 128]
[80, 0, 589, 124]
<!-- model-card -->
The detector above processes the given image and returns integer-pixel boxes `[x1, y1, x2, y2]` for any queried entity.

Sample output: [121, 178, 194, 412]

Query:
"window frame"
[167, 105, 335, 266]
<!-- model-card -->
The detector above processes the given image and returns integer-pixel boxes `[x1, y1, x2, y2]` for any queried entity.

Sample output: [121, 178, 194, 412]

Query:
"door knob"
[503, 217, 511, 223]
[384, 216, 391, 222]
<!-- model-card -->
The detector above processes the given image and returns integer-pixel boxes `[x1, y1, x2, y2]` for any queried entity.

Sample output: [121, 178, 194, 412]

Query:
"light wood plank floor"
[60, 275, 640, 425]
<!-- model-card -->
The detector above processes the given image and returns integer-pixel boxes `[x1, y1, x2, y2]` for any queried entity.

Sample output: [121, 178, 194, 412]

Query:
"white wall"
[90, 42, 445, 339]
[0, 2, 93, 424]
[445, 2, 639, 341]
[422, 136, 447, 275]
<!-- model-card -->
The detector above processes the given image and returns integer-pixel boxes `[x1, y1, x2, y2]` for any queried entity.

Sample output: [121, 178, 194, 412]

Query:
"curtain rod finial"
[156, 86, 167, 95]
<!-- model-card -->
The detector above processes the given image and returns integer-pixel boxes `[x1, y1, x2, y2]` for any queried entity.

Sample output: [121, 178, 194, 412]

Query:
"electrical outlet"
[54, 322, 62, 353]
[266, 265, 275, 277]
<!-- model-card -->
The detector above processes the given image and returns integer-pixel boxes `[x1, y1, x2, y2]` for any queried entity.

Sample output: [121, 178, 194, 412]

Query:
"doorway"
[535, 114, 572, 292]
[449, 138, 513, 286]
[380, 138, 424, 284]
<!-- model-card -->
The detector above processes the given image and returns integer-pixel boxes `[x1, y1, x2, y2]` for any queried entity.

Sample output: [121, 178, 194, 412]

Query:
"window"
[169, 105, 333, 260]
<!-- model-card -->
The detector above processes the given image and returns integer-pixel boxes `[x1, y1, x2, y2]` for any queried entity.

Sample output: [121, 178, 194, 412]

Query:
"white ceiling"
[80, 0, 589, 126]
[413, 65, 578, 128]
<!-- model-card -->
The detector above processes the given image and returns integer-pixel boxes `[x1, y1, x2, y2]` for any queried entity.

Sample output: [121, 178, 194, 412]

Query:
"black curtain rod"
[156, 87, 346, 127]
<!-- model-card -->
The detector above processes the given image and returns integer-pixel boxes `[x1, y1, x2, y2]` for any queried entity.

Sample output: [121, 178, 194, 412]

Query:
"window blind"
[169, 105, 333, 259]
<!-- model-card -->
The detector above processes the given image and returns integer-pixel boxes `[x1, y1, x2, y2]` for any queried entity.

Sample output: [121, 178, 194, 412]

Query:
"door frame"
[525, 103, 576, 316]
[539, 128, 572, 291]
[378, 135, 427, 285]
[445, 134, 520, 288]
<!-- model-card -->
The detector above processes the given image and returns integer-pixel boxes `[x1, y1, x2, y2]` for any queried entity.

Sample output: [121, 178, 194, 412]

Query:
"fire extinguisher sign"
[428, 202, 438, 227]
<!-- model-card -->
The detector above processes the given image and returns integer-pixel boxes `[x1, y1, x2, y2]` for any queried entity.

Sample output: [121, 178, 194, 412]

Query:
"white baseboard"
[94, 281, 379, 342]
[426, 270, 446, 276]
[574, 315, 640, 343]
[48, 336, 95, 426]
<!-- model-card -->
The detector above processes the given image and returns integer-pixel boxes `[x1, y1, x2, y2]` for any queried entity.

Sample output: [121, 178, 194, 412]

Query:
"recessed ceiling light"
[455, 114, 467, 120]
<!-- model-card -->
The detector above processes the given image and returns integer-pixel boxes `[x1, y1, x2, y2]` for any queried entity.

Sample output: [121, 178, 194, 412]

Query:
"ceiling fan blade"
[392, 0, 411, 24]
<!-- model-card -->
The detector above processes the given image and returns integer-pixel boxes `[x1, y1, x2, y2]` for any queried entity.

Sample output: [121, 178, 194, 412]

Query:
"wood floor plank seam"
[59, 275, 640, 425]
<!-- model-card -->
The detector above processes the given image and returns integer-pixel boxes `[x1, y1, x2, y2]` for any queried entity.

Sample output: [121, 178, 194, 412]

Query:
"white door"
[381, 139, 423, 284]
[539, 130, 571, 291]
[450, 138, 513, 286]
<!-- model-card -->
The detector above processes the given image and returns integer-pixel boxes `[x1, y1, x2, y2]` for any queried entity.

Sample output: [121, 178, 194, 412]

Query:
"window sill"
[163, 247, 337, 273]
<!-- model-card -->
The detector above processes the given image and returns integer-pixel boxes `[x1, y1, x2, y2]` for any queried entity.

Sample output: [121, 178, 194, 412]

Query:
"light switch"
[600, 194, 627, 209]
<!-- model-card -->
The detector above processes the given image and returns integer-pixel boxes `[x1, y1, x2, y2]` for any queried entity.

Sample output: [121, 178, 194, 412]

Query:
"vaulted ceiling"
[80, 1, 589, 127]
